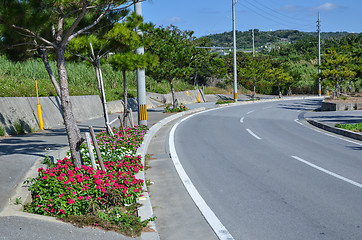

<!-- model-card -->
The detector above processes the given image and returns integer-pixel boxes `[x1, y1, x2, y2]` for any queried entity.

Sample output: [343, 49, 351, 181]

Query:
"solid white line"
[291, 156, 362, 189]
[295, 119, 362, 147]
[246, 129, 262, 140]
[240, 117, 244, 123]
[294, 119, 304, 126]
[169, 117, 234, 240]
[247, 110, 255, 115]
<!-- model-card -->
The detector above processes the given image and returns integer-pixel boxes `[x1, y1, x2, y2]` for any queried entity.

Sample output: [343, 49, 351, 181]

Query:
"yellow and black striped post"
[138, 104, 147, 122]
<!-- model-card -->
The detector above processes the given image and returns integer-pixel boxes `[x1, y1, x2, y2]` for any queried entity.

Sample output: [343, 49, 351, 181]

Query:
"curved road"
[172, 99, 362, 240]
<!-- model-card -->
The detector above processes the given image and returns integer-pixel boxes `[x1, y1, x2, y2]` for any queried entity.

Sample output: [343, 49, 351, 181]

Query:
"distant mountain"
[200, 30, 353, 50]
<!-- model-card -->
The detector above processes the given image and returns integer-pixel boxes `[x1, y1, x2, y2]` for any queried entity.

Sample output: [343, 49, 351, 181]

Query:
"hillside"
[201, 30, 353, 50]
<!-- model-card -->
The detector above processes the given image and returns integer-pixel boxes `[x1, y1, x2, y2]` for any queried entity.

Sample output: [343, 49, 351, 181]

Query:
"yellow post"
[197, 84, 200, 103]
[35, 79, 44, 130]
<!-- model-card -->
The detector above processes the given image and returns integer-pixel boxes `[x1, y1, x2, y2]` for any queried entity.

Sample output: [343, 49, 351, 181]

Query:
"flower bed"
[24, 125, 152, 237]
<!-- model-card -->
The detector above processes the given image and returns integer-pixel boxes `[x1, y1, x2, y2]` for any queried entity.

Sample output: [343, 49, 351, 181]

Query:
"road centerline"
[240, 117, 244, 123]
[246, 128, 262, 140]
[291, 156, 362, 189]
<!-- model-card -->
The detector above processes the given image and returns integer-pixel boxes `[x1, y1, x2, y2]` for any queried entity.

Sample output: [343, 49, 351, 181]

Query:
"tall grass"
[0, 55, 197, 101]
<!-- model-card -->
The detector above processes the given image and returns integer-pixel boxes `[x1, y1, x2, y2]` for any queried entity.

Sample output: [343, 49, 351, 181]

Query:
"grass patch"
[0, 55, 194, 101]
[216, 99, 234, 104]
[335, 123, 362, 133]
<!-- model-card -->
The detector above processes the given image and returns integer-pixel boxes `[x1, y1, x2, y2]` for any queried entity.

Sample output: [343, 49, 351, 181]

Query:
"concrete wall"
[0, 90, 206, 136]
[0, 95, 103, 136]
[321, 101, 362, 111]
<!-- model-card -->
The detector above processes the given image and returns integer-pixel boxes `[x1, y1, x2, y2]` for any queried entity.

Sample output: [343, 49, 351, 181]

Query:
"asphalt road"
[172, 98, 362, 240]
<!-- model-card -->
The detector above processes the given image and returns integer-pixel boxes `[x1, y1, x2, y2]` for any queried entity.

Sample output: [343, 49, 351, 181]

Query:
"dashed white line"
[247, 110, 255, 115]
[240, 117, 244, 123]
[246, 129, 262, 140]
[291, 156, 362, 189]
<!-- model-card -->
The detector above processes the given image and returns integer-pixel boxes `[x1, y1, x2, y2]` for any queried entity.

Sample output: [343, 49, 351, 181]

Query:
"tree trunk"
[55, 47, 83, 168]
[38, 48, 61, 97]
[253, 78, 256, 98]
[95, 61, 111, 134]
[170, 79, 177, 109]
[278, 82, 282, 98]
[122, 70, 128, 127]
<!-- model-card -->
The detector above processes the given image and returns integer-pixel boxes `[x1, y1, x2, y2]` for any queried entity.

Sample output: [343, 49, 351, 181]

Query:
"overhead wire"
[238, 0, 315, 31]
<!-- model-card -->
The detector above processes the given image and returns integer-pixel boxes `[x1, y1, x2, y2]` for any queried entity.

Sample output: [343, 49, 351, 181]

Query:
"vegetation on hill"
[201, 29, 353, 50]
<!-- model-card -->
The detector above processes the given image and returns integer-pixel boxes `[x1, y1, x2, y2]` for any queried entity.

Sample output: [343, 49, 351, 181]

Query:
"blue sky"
[140, 0, 361, 37]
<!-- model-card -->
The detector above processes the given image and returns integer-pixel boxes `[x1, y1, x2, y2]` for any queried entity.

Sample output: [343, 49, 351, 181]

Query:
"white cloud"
[277, 4, 304, 13]
[314, 2, 339, 11]
[165, 16, 182, 23]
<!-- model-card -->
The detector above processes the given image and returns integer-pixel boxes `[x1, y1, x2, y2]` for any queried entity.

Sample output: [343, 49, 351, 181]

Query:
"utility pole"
[232, 0, 238, 102]
[252, 28, 255, 57]
[134, 0, 147, 125]
[317, 12, 322, 97]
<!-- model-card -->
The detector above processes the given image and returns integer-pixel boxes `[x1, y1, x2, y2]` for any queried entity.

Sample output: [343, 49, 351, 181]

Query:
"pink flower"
[44, 207, 49, 212]
[59, 209, 65, 214]
[59, 193, 64, 198]
[72, 191, 76, 195]
[42, 176, 48, 180]
[85, 196, 91, 200]
[78, 196, 84, 200]
[36, 195, 40, 198]
[68, 198, 74, 204]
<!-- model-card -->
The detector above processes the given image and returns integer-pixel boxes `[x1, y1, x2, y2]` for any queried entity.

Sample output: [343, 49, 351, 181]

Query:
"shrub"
[163, 104, 188, 113]
[0, 125, 5, 136]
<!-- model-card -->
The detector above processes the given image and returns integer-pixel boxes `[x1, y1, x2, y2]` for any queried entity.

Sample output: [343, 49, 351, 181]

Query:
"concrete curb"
[135, 107, 206, 240]
[306, 119, 362, 141]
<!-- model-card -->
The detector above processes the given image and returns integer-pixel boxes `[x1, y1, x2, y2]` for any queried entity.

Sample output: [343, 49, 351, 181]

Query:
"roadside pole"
[232, 0, 238, 102]
[134, 0, 147, 125]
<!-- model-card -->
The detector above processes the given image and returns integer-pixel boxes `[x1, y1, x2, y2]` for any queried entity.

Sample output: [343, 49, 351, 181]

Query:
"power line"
[238, 0, 314, 31]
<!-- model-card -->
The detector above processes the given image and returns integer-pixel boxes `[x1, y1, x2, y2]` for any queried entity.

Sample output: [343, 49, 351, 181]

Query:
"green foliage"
[319, 49, 357, 96]
[13, 119, 27, 135]
[145, 25, 195, 83]
[0, 125, 5, 136]
[335, 123, 362, 133]
[163, 104, 188, 113]
[216, 99, 234, 104]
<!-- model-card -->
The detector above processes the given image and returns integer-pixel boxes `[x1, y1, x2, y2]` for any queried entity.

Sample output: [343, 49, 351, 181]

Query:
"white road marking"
[294, 119, 304, 126]
[246, 129, 262, 140]
[240, 117, 244, 123]
[291, 156, 362, 189]
[169, 115, 235, 240]
[247, 110, 255, 115]
[263, 106, 272, 110]
[295, 119, 362, 147]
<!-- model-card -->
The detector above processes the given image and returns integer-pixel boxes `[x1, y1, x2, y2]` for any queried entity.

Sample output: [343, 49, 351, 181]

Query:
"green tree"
[0, 0, 133, 168]
[319, 49, 357, 97]
[239, 56, 272, 97]
[145, 25, 195, 108]
[267, 67, 293, 98]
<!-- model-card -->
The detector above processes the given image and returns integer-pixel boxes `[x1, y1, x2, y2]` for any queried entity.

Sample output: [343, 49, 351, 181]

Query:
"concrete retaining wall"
[0, 90, 205, 136]
[0, 95, 103, 136]
[321, 101, 362, 111]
